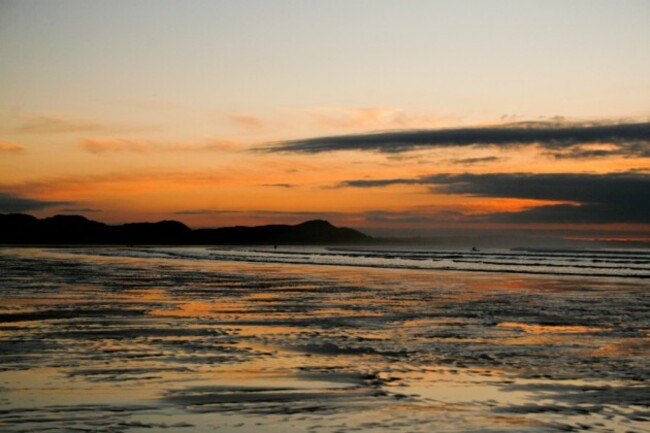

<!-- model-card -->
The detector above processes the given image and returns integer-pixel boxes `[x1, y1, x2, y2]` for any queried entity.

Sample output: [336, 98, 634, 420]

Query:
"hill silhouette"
[0, 214, 373, 245]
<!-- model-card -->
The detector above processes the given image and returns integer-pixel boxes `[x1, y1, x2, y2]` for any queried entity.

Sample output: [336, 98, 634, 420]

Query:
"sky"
[0, 0, 649, 241]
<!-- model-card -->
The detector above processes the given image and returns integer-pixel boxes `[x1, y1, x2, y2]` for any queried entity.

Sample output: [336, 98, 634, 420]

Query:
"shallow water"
[66, 245, 650, 278]
[0, 247, 648, 432]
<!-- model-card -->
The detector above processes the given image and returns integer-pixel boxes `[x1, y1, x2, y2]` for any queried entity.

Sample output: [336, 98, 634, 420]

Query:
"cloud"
[4, 170, 230, 199]
[363, 209, 467, 224]
[173, 209, 226, 216]
[549, 142, 650, 159]
[340, 171, 650, 224]
[423, 172, 649, 205]
[16, 114, 105, 134]
[0, 192, 74, 212]
[15, 113, 161, 135]
[260, 183, 294, 188]
[342, 171, 650, 203]
[81, 138, 245, 154]
[61, 208, 102, 213]
[201, 139, 246, 151]
[478, 203, 649, 224]
[341, 178, 412, 188]
[227, 114, 265, 130]
[82, 139, 153, 154]
[449, 156, 501, 165]
[305, 107, 459, 131]
[264, 121, 650, 157]
[0, 141, 25, 152]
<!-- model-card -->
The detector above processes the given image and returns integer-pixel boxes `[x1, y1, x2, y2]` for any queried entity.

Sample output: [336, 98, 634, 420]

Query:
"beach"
[1, 247, 648, 433]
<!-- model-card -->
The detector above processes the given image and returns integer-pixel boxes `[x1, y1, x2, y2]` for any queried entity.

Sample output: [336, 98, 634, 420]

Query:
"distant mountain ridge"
[0, 214, 373, 245]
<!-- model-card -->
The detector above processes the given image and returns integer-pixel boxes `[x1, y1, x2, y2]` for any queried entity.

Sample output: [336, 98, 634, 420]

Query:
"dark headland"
[0, 213, 373, 245]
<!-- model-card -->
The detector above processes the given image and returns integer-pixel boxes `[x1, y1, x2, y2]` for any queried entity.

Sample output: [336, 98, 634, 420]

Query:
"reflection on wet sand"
[0, 247, 648, 432]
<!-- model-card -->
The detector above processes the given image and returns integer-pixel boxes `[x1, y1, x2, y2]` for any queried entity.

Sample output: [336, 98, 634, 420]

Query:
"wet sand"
[0, 247, 648, 432]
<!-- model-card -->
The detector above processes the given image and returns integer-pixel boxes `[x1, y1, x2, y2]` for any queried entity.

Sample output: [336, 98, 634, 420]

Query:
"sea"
[81, 245, 650, 278]
[0, 246, 648, 432]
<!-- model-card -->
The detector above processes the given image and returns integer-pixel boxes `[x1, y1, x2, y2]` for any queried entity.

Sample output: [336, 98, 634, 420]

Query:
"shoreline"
[4, 245, 647, 280]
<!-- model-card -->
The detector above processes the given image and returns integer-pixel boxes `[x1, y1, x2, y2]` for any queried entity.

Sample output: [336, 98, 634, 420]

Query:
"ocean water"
[0, 246, 648, 433]
[74, 245, 650, 278]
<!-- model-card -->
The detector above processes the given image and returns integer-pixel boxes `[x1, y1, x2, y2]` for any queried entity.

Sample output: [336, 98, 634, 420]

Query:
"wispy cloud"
[0, 141, 25, 152]
[2, 170, 227, 200]
[16, 113, 105, 134]
[260, 183, 294, 188]
[227, 114, 265, 131]
[363, 209, 467, 224]
[264, 120, 650, 158]
[81, 138, 245, 154]
[82, 139, 152, 154]
[61, 208, 102, 213]
[202, 138, 246, 152]
[15, 113, 160, 135]
[548, 142, 650, 159]
[0, 192, 74, 212]
[449, 156, 501, 165]
[305, 107, 459, 131]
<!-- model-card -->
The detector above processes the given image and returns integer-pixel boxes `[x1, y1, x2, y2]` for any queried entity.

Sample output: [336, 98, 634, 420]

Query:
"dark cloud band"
[265, 121, 650, 156]
[0, 192, 74, 213]
[341, 171, 650, 224]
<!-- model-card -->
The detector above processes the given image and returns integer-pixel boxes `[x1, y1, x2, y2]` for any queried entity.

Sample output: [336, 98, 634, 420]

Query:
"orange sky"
[1, 1, 649, 237]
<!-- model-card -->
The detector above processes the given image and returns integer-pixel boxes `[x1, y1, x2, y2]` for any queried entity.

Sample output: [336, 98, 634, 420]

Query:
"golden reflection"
[496, 322, 606, 334]
[125, 289, 167, 302]
[1, 247, 648, 433]
[150, 301, 215, 317]
[591, 338, 650, 357]
[488, 415, 544, 427]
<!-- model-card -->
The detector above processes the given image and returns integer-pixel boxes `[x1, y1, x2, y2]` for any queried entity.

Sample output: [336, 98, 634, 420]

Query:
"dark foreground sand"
[0, 248, 648, 432]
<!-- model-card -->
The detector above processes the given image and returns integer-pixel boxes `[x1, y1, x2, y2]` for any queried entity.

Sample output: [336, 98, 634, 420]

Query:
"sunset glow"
[1, 0, 648, 241]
